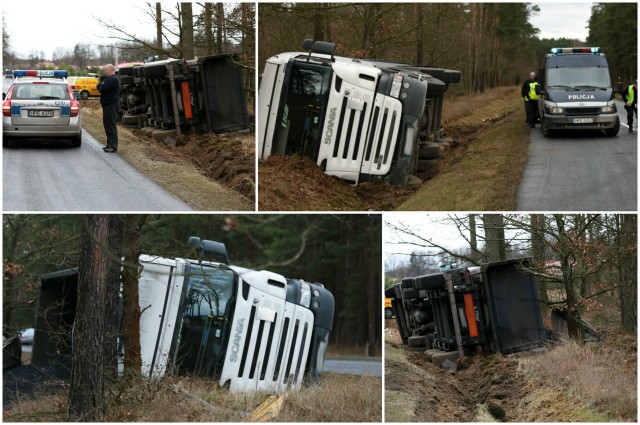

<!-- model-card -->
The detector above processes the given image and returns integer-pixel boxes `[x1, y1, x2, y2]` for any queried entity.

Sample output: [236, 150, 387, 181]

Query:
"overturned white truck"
[32, 237, 334, 393]
[258, 39, 461, 186]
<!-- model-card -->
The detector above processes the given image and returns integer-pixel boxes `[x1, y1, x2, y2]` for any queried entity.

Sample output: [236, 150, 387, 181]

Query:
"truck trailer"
[385, 258, 545, 356]
[31, 237, 334, 393]
[258, 39, 461, 187]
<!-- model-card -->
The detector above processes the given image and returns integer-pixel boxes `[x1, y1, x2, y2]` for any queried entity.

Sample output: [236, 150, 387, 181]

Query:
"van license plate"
[28, 110, 54, 117]
[573, 118, 593, 124]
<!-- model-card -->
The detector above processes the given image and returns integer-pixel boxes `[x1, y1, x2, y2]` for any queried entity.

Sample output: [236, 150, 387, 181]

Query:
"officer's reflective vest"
[627, 85, 635, 104]
[526, 82, 539, 101]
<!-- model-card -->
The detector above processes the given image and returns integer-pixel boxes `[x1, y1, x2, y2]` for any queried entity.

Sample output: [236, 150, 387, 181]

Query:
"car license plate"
[28, 110, 55, 117]
[573, 117, 593, 124]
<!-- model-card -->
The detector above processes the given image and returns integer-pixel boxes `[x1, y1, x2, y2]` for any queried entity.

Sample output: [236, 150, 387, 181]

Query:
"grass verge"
[3, 372, 381, 422]
[399, 98, 529, 210]
[82, 108, 252, 211]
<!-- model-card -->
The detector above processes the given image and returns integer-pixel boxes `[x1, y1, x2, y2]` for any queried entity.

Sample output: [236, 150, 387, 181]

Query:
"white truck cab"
[259, 39, 460, 187]
[32, 237, 335, 393]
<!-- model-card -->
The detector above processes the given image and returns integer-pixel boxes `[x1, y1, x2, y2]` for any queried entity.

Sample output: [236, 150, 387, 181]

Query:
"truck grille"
[332, 96, 370, 161]
[220, 290, 314, 393]
[565, 107, 600, 116]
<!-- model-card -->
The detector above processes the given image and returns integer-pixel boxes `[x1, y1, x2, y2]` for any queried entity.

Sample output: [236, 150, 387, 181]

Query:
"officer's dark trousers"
[102, 102, 119, 149]
[525, 100, 538, 127]
[625, 105, 637, 128]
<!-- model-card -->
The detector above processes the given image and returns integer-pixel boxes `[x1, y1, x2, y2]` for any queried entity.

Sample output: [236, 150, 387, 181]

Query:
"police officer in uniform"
[623, 79, 637, 132]
[521, 71, 539, 128]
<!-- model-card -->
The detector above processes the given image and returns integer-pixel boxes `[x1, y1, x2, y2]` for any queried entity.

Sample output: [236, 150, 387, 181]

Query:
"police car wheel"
[71, 135, 82, 148]
[605, 117, 620, 137]
[541, 118, 552, 137]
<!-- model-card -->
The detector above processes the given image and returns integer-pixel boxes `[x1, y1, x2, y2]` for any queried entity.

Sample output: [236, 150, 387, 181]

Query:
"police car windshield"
[12, 83, 69, 100]
[547, 67, 610, 89]
[185, 263, 234, 317]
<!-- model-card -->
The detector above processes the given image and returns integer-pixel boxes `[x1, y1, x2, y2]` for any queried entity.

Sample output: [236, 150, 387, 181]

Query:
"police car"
[2, 70, 82, 148]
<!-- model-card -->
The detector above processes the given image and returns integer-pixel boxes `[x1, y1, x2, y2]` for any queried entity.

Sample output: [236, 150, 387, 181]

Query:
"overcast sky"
[2, 0, 196, 59]
[530, 2, 593, 41]
[3, 2, 594, 59]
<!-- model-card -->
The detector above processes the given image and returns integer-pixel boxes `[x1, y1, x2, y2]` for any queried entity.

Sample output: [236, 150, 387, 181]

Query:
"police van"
[2, 70, 82, 147]
[537, 47, 620, 137]
[258, 39, 460, 186]
[32, 237, 334, 393]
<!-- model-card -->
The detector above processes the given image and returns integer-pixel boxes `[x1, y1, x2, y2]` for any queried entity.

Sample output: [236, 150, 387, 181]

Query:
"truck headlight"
[601, 103, 616, 113]
[300, 282, 311, 308]
[390, 73, 403, 98]
[546, 105, 563, 114]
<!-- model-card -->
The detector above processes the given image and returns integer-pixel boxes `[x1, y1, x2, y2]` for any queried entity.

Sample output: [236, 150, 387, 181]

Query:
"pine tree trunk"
[67, 215, 108, 421]
[181, 3, 194, 59]
[122, 215, 146, 372]
[104, 215, 124, 380]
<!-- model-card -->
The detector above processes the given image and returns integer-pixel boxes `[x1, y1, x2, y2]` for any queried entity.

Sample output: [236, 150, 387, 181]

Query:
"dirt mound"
[177, 133, 255, 200]
[130, 130, 255, 202]
[258, 156, 416, 211]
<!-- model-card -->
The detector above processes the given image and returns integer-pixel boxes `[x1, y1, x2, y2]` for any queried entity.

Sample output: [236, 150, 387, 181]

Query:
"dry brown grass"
[3, 372, 381, 422]
[520, 341, 637, 421]
[81, 106, 252, 211]
[442, 86, 519, 125]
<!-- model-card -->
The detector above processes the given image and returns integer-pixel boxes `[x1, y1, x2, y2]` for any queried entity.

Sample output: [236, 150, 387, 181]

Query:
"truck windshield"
[547, 67, 610, 89]
[273, 60, 332, 161]
[175, 263, 235, 377]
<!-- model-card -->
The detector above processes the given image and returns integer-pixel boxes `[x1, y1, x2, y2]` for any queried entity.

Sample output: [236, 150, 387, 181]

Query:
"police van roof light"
[550, 47, 600, 55]
[13, 70, 68, 78]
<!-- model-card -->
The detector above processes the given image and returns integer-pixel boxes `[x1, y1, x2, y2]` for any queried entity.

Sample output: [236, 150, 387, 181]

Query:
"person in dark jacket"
[97, 64, 120, 152]
[521, 71, 539, 128]
[623, 79, 637, 132]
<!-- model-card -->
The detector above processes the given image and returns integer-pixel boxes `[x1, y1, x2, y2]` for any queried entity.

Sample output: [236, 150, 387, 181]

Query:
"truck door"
[138, 258, 187, 378]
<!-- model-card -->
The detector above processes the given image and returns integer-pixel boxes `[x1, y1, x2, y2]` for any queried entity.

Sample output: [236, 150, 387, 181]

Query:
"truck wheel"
[79, 91, 89, 100]
[119, 76, 135, 86]
[540, 116, 553, 137]
[71, 134, 82, 147]
[408, 335, 426, 347]
[118, 67, 134, 76]
[417, 159, 439, 173]
[419, 143, 441, 159]
[605, 117, 620, 137]
[122, 115, 139, 126]
[385, 308, 393, 319]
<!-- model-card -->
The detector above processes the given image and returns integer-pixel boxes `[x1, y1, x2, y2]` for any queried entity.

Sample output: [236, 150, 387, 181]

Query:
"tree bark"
[619, 214, 637, 332]
[104, 215, 124, 380]
[122, 215, 146, 372]
[155, 3, 162, 51]
[67, 215, 109, 421]
[483, 214, 506, 262]
[216, 3, 224, 53]
[180, 3, 194, 59]
[530, 214, 548, 318]
[204, 3, 213, 55]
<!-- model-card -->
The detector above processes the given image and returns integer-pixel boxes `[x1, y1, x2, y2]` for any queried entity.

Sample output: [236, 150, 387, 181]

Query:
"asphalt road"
[323, 358, 382, 377]
[517, 100, 637, 211]
[3, 129, 192, 211]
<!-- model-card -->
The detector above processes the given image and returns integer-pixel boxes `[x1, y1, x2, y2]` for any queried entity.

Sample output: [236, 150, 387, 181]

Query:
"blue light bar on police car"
[550, 47, 600, 55]
[13, 70, 68, 77]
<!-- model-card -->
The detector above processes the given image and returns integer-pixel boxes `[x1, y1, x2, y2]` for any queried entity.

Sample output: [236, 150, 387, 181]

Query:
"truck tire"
[419, 143, 441, 159]
[143, 64, 168, 78]
[408, 335, 426, 347]
[119, 76, 135, 86]
[385, 308, 393, 319]
[118, 67, 134, 76]
[417, 159, 439, 173]
[414, 274, 446, 290]
[605, 117, 620, 137]
[122, 115, 139, 126]
[402, 288, 419, 300]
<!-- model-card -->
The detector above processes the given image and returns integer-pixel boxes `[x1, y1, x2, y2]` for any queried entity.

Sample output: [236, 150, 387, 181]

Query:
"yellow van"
[67, 76, 100, 100]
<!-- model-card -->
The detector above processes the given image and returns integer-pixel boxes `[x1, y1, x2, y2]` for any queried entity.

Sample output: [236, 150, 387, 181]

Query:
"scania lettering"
[537, 47, 620, 137]
[259, 39, 461, 186]
[31, 237, 335, 393]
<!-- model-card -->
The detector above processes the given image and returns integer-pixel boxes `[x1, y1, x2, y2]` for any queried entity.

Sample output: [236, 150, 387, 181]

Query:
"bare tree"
[156, 3, 163, 50]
